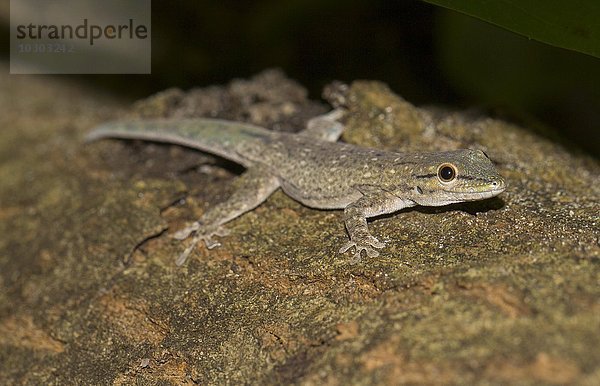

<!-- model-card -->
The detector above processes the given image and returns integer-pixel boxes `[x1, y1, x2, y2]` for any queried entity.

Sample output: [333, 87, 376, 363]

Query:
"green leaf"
[422, 0, 600, 58]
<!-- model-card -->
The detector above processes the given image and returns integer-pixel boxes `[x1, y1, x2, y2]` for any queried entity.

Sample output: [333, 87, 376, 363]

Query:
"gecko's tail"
[85, 118, 273, 167]
[84, 123, 123, 142]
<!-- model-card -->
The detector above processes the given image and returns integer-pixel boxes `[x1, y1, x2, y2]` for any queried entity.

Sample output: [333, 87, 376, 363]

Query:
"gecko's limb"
[339, 190, 414, 263]
[174, 166, 280, 265]
[175, 226, 231, 266]
[300, 109, 345, 142]
[173, 222, 230, 247]
[339, 203, 385, 264]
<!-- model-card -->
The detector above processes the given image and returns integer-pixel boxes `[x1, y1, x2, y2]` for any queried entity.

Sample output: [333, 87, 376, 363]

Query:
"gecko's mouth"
[413, 186, 505, 207]
[474, 187, 505, 199]
[457, 183, 506, 201]
[435, 179, 506, 204]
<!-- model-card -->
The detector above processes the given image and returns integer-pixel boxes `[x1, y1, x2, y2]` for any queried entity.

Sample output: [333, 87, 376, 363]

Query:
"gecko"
[87, 109, 506, 265]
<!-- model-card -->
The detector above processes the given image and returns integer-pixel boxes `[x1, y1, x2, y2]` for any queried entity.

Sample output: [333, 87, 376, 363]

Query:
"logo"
[10, 0, 151, 74]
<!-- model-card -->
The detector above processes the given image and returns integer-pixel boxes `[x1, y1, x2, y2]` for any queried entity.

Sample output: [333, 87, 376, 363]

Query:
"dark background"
[5, 0, 599, 156]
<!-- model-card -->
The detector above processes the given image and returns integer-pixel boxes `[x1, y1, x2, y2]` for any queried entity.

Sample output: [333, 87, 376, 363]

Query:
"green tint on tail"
[86, 118, 273, 166]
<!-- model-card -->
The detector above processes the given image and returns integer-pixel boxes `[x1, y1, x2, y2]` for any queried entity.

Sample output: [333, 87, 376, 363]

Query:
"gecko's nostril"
[491, 179, 506, 190]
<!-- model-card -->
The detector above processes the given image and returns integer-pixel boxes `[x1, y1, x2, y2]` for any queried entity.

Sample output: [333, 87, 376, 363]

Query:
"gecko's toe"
[347, 246, 379, 264]
[175, 229, 225, 265]
[339, 241, 354, 254]
[173, 222, 200, 240]
[339, 236, 384, 263]
[349, 250, 364, 264]
[214, 228, 230, 237]
[175, 237, 199, 266]
[365, 247, 380, 258]
[365, 236, 385, 249]
[172, 231, 189, 240]
[204, 237, 222, 249]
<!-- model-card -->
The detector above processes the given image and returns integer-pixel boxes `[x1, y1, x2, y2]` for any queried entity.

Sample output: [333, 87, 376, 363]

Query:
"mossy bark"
[0, 68, 598, 385]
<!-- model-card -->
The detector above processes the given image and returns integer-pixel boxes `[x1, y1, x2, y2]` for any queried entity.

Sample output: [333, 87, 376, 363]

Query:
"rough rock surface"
[0, 67, 598, 385]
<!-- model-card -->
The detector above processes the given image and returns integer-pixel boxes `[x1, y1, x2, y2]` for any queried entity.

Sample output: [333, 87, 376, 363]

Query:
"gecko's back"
[86, 118, 276, 167]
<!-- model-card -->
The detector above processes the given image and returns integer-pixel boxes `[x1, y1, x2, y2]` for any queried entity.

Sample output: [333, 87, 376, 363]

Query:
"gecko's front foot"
[172, 222, 230, 266]
[339, 235, 385, 264]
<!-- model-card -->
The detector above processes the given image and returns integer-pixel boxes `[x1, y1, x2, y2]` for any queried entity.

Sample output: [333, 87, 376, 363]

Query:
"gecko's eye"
[437, 163, 456, 182]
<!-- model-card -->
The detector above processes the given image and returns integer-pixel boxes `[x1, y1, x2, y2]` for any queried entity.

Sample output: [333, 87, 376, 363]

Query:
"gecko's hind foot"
[173, 223, 230, 265]
[203, 227, 230, 249]
[173, 222, 199, 240]
[339, 236, 385, 264]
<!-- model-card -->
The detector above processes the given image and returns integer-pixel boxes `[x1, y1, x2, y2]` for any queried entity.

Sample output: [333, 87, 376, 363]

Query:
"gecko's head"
[408, 149, 505, 206]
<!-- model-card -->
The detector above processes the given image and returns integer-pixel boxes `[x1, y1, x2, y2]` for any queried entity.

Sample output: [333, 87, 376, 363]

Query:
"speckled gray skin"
[87, 110, 506, 264]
